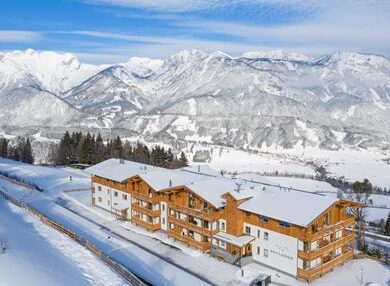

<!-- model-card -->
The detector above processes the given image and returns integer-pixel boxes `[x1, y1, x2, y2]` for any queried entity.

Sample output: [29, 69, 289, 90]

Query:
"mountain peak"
[4, 49, 81, 68]
[316, 51, 390, 67]
[123, 57, 163, 77]
[169, 49, 208, 62]
[242, 49, 310, 62]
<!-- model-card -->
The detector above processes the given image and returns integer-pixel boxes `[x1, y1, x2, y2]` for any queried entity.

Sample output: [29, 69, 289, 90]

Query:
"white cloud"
[76, 0, 390, 57]
[0, 31, 42, 43]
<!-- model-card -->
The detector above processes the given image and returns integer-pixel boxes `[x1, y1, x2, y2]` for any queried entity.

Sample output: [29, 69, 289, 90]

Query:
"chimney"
[235, 180, 242, 193]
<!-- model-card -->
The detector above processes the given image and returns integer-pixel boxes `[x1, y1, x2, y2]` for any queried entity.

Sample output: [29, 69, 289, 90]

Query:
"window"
[264, 232, 269, 240]
[245, 226, 251, 234]
[279, 221, 290, 228]
[246, 211, 250, 217]
[325, 213, 330, 225]
[257, 230, 260, 238]
[264, 249, 268, 257]
[122, 194, 127, 200]
[220, 241, 226, 248]
[162, 204, 165, 211]
[257, 246, 260, 255]
[107, 200, 110, 206]
[260, 215, 269, 223]
[162, 218, 166, 224]
[114, 191, 118, 197]
[107, 189, 110, 194]
[98, 186, 102, 191]
[98, 197, 102, 202]
[220, 222, 226, 232]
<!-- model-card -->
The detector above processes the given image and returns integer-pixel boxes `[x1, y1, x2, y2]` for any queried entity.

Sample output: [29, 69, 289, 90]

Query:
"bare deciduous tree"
[348, 179, 373, 252]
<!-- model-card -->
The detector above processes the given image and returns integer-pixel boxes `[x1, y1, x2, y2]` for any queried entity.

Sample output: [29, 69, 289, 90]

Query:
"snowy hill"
[1, 49, 390, 150]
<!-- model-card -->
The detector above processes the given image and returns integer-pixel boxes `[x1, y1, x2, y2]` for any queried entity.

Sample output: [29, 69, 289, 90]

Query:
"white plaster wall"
[161, 201, 168, 231]
[244, 223, 298, 276]
[93, 182, 132, 219]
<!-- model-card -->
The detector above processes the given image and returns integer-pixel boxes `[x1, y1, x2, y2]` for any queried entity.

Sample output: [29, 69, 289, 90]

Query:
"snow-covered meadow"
[0, 198, 126, 286]
[191, 145, 390, 189]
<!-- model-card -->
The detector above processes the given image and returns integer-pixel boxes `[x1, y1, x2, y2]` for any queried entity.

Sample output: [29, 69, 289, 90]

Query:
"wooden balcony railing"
[132, 203, 160, 217]
[131, 216, 161, 231]
[298, 217, 355, 242]
[132, 193, 160, 204]
[168, 215, 216, 236]
[168, 203, 219, 221]
[297, 250, 353, 282]
[298, 233, 354, 260]
[167, 229, 211, 251]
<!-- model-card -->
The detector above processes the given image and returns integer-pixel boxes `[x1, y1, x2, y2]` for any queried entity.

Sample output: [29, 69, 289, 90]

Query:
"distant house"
[86, 158, 361, 282]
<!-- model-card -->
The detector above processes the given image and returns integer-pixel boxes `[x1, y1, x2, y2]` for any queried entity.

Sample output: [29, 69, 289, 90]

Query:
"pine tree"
[385, 212, 390, 236]
[23, 138, 34, 164]
[179, 151, 188, 165]
[94, 134, 105, 163]
[0, 138, 8, 158]
[112, 136, 123, 158]
[134, 143, 150, 164]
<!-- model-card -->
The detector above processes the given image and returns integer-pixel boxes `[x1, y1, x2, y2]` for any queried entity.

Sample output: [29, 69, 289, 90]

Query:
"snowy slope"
[0, 198, 126, 286]
[0, 49, 104, 94]
[0, 86, 90, 127]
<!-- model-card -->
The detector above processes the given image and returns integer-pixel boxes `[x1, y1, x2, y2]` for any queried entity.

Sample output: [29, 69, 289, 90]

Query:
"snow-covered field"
[199, 145, 390, 189]
[238, 173, 339, 194]
[0, 198, 126, 286]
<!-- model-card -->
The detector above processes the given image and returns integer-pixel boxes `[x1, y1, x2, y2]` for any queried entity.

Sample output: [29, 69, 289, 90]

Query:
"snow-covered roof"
[238, 184, 339, 227]
[85, 158, 163, 183]
[87, 159, 340, 227]
[85, 158, 217, 191]
[180, 164, 222, 178]
[214, 232, 255, 247]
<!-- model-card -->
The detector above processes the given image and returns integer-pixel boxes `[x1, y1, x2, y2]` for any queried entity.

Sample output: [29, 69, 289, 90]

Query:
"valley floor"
[1, 158, 390, 285]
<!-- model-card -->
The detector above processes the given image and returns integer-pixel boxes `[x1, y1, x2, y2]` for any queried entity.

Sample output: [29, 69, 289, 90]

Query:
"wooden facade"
[91, 173, 360, 282]
[165, 186, 221, 252]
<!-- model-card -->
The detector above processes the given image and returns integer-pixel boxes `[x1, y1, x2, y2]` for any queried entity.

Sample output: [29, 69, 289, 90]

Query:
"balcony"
[167, 229, 210, 251]
[168, 203, 218, 221]
[132, 203, 160, 217]
[298, 217, 355, 241]
[298, 233, 354, 260]
[168, 215, 216, 236]
[132, 193, 160, 204]
[298, 250, 353, 282]
[131, 216, 160, 231]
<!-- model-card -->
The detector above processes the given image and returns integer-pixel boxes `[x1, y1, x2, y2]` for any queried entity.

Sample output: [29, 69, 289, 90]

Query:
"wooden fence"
[0, 187, 150, 286]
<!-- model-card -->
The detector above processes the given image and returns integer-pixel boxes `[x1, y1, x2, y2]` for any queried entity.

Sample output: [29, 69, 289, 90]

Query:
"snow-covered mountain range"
[1, 48, 390, 150]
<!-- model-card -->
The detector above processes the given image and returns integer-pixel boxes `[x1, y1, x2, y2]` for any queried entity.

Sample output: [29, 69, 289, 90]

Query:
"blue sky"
[1, 0, 389, 63]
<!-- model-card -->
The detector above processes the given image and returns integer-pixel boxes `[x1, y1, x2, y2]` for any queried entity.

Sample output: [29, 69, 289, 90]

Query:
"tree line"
[0, 137, 34, 164]
[51, 131, 188, 169]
